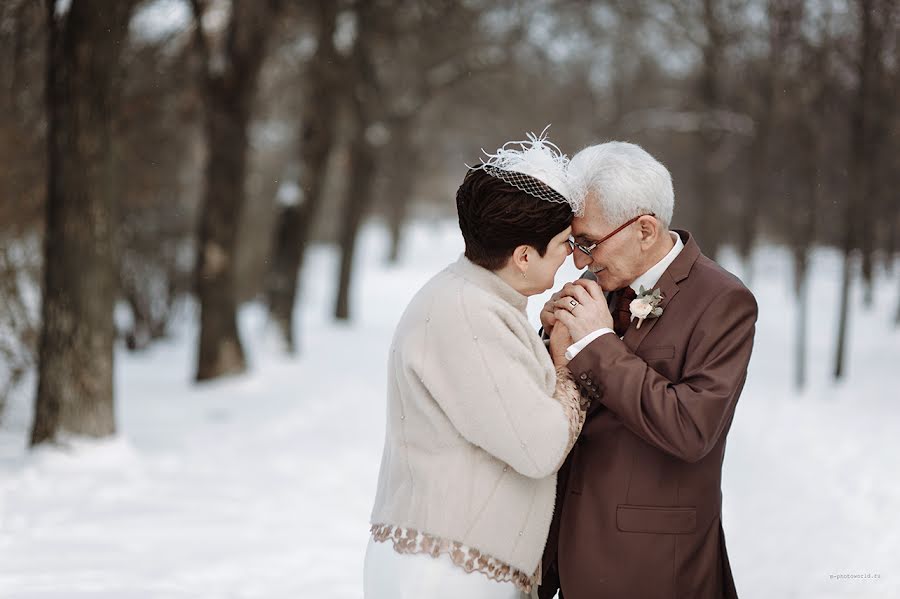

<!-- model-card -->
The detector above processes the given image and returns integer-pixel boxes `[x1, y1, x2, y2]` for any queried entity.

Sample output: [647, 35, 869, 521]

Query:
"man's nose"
[573, 251, 591, 269]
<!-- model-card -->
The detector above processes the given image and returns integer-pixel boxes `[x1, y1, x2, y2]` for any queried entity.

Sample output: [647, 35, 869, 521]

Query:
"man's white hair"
[567, 141, 674, 228]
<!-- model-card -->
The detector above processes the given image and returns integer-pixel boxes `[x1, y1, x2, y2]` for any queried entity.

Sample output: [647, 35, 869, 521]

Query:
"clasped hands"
[543, 279, 613, 366]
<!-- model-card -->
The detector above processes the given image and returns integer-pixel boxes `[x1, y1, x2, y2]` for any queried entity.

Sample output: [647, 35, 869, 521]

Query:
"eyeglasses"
[567, 213, 656, 257]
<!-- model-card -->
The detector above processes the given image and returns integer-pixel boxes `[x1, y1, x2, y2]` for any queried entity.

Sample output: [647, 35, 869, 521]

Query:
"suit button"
[579, 373, 587, 380]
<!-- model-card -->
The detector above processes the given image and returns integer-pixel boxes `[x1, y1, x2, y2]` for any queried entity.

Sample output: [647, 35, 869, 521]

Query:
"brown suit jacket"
[539, 230, 757, 599]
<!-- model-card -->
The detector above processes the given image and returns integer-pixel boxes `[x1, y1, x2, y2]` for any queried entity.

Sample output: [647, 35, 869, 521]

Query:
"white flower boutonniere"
[629, 286, 664, 329]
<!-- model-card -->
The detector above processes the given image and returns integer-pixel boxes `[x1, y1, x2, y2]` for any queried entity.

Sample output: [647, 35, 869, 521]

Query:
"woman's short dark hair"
[456, 168, 573, 271]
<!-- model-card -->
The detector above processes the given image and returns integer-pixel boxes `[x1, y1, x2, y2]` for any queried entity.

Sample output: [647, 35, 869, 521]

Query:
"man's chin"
[591, 269, 617, 292]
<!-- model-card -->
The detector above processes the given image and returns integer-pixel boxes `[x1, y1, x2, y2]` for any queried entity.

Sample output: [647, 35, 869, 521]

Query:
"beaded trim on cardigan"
[370, 523, 538, 593]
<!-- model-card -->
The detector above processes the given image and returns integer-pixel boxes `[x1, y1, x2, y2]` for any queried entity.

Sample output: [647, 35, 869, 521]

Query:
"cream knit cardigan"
[369, 255, 584, 585]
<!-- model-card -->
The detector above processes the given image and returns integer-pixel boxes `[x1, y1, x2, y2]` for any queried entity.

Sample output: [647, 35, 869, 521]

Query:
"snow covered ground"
[1, 221, 899, 598]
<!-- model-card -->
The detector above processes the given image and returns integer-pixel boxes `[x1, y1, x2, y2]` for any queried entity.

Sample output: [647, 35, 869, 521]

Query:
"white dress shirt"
[565, 232, 684, 360]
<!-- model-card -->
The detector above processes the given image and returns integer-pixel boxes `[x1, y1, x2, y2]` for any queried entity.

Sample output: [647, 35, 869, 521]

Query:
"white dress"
[363, 536, 527, 599]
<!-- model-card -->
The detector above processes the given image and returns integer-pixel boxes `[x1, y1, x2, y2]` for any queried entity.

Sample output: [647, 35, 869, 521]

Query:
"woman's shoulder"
[393, 265, 468, 329]
[407, 263, 499, 308]
[398, 266, 520, 334]
[393, 263, 548, 377]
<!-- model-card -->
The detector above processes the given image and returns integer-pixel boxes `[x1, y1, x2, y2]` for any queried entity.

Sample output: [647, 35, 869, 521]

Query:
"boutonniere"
[630, 286, 664, 329]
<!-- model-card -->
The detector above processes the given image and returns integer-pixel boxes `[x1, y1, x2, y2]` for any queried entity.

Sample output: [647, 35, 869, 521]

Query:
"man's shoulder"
[688, 253, 757, 309]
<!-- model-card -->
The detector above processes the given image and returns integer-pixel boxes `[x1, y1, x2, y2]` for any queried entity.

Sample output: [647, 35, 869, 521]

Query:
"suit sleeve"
[567, 286, 757, 463]
[411, 293, 585, 479]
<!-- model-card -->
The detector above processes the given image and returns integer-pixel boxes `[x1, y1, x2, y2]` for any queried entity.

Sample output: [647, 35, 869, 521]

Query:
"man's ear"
[638, 215, 659, 247]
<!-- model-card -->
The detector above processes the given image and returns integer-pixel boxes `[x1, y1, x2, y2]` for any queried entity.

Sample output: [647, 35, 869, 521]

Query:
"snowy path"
[1, 223, 899, 598]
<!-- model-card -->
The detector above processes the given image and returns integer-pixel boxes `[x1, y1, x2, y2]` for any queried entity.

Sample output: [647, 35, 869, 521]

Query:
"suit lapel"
[622, 230, 700, 353]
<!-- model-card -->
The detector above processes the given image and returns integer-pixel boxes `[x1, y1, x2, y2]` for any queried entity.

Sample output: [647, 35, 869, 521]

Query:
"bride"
[363, 131, 588, 599]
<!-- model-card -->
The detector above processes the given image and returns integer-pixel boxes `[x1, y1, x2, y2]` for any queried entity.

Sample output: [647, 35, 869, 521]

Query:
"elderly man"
[538, 142, 757, 599]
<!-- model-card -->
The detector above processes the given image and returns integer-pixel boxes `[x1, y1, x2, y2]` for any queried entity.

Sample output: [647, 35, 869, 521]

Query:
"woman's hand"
[540, 290, 563, 335]
[549, 318, 573, 367]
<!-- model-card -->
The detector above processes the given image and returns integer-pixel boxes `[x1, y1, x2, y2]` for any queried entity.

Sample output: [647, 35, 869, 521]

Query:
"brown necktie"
[612, 287, 637, 337]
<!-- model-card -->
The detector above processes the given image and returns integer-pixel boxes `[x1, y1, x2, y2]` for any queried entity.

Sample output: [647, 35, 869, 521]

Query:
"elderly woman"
[363, 132, 589, 599]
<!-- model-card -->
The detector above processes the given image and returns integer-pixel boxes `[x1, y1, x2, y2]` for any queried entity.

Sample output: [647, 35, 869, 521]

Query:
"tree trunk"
[793, 121, 818, 390]
[193, 0, 280, 381]
[266, 0, 340, 352]
[778, 0, 811, 390]
[833, 249, 854, 380]
[739, 42, 773, 269]
[859, 0, 891, 308]
[740, 121, 766, 281]
[386, 200, 407, 265]
[834, 0, 882, 379]
[31, 0, 137, 446]
[792, 159, 815, 390]
[861, 244, 875, 307]
[793, 247, 809, 390]
[694, 0, 725, 259]
[742, 0, 804, 280]
[384, 120, 417, 265]
[334, 108, 377, 320]
[895, 272, 900, 326]
[333, 8, 380, 321]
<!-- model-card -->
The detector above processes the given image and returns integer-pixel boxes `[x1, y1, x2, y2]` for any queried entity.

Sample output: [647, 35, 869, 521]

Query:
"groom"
[538, 142, 757, 599]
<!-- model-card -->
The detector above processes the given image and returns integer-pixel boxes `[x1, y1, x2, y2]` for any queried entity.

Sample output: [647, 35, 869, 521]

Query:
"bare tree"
[114, 25, 205, 352]
[740, 0, 803, 273]
[0, 1, 44, 419]
[377, 2, 514, 264]
[834, 0, 892, 379]
[0, 0, 45, 231]
[0, 238, 40, 422]
[693, 0, 729, 259]
[334, 5, 380, 321]
[642, 0, 746, 258]
[857, 1, 894, 307]
[333, 0, 518, 319]
[190, 0, 282, 381]
[774, 0, 814, 391]
[31, 0, 138, 446]
[265, 0, 342, 352]
[382, 118, 418, 264]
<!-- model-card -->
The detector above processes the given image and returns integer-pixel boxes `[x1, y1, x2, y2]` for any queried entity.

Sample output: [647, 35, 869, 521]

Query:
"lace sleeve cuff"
[551, 366, 588, 463]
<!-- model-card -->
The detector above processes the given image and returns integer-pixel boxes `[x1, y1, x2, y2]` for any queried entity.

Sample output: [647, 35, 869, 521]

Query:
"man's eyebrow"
[574, 235, 598, 244]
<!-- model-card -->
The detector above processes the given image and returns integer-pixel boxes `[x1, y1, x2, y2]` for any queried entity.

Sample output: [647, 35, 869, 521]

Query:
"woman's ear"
[511, 244, 530, 275]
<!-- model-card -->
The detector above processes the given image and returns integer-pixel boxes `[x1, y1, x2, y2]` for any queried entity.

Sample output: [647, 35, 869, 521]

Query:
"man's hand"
[549, 318, 572, 367]
[553, 279, 614, 343]
[540, 290, 564, 335]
